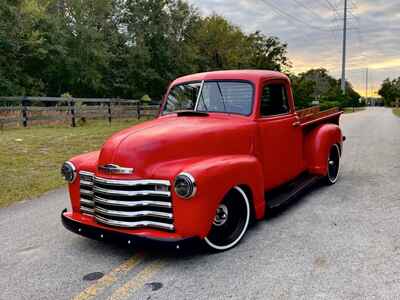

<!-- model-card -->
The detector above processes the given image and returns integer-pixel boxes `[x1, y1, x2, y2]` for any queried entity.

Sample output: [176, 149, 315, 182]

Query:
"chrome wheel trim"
[213, 204, 229, 227]
[327, 144, 341, 184]
[204, 186, 250, 251]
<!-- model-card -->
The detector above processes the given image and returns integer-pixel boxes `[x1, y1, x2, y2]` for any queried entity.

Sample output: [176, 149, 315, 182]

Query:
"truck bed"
[296, 106, 342, 127]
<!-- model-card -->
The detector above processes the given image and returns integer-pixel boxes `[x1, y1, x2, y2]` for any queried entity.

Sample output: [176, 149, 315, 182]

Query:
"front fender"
[154, 155, 265, 238]
[304, 124, 343, 176]
[68, 151, 100, 212]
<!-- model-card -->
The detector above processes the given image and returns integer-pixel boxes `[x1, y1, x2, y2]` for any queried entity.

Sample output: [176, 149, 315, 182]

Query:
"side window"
[260, 84, 289, 117]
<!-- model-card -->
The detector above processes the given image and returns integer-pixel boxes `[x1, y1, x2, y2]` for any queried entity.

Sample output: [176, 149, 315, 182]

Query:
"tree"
[247, 32, 291, 71]
[379, 78, 400, 106]
[290, 68, 361, 109]
[0, 0, 293, 99]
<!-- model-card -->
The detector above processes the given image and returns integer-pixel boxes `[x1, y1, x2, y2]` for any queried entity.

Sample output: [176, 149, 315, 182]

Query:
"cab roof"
[171, 70, 289, 86]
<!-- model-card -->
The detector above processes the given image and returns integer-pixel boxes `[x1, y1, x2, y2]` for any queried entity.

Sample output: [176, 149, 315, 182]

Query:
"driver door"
[257, 80, 303, 190]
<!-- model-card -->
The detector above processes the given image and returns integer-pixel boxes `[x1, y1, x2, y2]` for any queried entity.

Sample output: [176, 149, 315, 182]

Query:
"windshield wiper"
[216, 82, 227, 112]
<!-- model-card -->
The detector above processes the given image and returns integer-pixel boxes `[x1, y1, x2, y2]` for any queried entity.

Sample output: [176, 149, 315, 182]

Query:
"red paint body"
[63, 70, 343, 241]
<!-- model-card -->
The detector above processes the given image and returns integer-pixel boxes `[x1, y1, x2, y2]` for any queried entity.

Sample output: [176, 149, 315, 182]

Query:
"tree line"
[379, 77, 400, 106]
[0, 0, 361, 108]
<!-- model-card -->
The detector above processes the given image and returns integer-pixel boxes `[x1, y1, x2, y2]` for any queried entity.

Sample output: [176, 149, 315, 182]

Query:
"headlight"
[61, 161, 77, 183]
[174, 172, 196, 199]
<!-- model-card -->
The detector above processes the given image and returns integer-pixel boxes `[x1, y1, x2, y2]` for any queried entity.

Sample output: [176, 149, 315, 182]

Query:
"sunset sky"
[189, 0, 400, 97]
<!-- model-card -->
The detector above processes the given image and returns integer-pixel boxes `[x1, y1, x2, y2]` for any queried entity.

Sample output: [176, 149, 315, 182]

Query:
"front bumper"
[61, 209, 199, 250]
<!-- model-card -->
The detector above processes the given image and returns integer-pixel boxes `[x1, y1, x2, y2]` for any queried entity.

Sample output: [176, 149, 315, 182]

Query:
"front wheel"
[203, 186, 250, 252]
[325, 144, 341, 185]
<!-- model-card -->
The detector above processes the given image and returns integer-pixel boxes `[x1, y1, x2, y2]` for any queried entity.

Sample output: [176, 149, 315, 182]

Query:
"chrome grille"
[78, 171, 174, 231]
[79, 171, 95, 215]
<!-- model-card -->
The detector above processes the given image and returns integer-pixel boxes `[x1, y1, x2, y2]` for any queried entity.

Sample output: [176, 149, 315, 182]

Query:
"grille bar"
[80, 198, 94, 207]
[95, 206, 173, 219]
[93, 186, 170, 197]
[94, 196, 172, 208]
[94, 177, 171, 187]
[95, 215, 174, 231]
[81, 206, 94, 215]
[79, 171, 95, 216]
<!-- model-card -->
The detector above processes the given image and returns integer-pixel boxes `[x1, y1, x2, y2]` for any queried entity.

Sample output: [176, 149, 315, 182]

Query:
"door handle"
[292, 121, 301, 127]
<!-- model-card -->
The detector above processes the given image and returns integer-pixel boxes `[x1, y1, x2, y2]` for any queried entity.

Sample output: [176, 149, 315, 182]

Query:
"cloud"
[189, 0, 400, 96]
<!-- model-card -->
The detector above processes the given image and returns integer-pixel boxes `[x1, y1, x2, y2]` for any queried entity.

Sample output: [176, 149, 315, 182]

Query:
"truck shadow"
[265, 179, 327, 221]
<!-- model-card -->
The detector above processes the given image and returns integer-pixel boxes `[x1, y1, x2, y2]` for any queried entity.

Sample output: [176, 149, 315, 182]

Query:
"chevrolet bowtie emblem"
[98, 164, 134, 175]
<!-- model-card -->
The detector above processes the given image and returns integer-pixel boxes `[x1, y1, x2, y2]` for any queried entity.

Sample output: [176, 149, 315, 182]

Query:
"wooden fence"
[0, 97, 160, 128]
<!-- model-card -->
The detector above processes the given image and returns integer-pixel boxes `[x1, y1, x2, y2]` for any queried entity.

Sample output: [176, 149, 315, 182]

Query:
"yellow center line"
[107, 260, 165, 300]
[72, 253, 144, 300]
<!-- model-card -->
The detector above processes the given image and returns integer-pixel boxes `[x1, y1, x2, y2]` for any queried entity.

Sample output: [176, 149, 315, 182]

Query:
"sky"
[189, 0, 400, 97]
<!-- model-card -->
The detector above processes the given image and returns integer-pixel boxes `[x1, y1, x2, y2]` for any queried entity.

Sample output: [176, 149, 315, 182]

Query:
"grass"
[0, 119, 144, 207]
[343, 107, 366, 114]
[393, 108, 400, 118]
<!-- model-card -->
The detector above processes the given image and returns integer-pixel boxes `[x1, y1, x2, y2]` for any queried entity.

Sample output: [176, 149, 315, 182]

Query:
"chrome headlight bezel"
[174, 172, 196, 199]
[61, 161, 77, 183]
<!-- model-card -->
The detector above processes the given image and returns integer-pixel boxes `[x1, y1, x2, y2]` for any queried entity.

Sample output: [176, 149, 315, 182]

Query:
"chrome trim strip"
[80, 198, 94, 207]
[93, 186, 170, 197]
[94, 177, 170, 187]
[80, 206, 94, 214]
[80, 180, 94, 187]
[95, 206, 173, 219]
[98, 164, 134, 175]
[94, 196, 172, 208]
[95, 215, 174, 230]
[79, 171, 94, 177]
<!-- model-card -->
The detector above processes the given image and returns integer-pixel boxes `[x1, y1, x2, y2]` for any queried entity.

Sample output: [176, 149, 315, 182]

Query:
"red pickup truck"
[61, 70, 344, 252]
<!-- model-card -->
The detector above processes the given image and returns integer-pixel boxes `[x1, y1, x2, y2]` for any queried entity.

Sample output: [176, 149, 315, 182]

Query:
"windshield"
[162, 81, 254, 116]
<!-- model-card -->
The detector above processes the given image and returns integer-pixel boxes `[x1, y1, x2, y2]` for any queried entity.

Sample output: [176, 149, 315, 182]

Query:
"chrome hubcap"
[213, 204, 228, 226]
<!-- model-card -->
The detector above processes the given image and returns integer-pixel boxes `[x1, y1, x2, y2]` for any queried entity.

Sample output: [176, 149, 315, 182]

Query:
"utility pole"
[365, 68, 369, 104]
[341, 0, 348, 94]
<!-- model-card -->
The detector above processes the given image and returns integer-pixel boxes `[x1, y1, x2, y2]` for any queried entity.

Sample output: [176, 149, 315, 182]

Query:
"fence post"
[70, 99, 76, 127]
[137, 100, 141, 119]
[107, 100, 112, 125]
[21, 97, 28, 127]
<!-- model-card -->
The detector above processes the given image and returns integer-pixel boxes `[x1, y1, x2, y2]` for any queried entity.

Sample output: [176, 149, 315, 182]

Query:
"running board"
[266, 173, 320, 209]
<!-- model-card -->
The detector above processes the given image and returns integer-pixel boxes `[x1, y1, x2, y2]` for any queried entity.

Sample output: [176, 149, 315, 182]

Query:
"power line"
[259, 0, 335, 32]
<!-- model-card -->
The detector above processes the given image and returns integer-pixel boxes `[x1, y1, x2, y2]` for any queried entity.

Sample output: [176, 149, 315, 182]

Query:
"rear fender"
[170, 155, 265, 238]
[304, 124, 343, 176]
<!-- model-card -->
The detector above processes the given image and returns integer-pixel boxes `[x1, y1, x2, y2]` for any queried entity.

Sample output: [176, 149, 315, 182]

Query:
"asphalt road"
[1, 107, 400, 300]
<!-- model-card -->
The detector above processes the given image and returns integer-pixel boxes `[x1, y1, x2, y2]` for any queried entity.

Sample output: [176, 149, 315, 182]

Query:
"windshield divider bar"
[194, 80, 205, 111]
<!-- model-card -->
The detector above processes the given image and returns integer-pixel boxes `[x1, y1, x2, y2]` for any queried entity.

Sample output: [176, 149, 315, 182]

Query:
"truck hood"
[98, 115, 255, 178]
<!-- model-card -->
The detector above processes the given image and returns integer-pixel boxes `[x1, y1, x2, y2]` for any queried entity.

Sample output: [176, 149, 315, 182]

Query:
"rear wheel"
[325, 144, 341, 185]
[203, 186, 250, 252]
